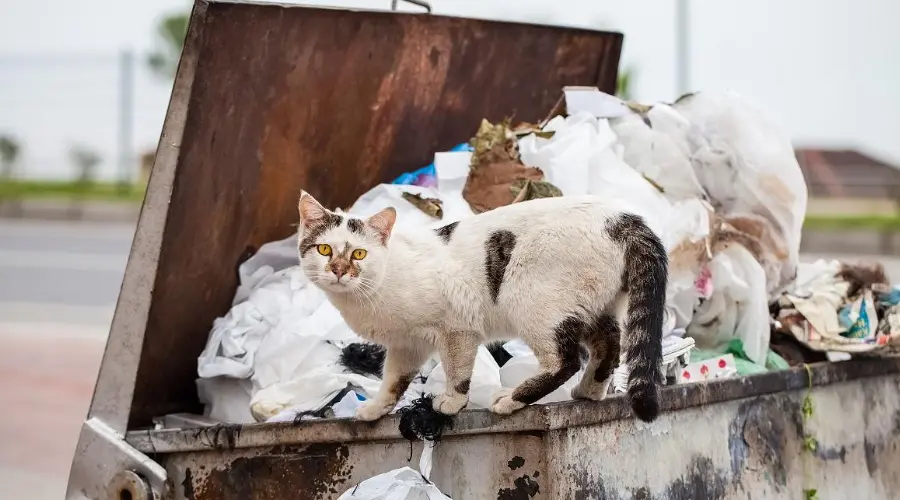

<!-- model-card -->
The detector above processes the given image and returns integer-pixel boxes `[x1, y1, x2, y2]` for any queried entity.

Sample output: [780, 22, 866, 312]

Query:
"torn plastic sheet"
[338, 442, 450, 500]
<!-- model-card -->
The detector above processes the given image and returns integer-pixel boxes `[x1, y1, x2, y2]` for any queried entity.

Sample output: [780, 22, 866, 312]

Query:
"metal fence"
[0, 51, 173, 184]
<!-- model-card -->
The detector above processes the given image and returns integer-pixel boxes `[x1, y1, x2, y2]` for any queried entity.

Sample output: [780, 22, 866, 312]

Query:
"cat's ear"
[366, 207, 396, 245]
[298, 191, 328, 229]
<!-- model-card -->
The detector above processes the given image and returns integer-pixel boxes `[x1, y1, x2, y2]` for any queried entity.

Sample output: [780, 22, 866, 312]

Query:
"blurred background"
[1, 0, 899, 497]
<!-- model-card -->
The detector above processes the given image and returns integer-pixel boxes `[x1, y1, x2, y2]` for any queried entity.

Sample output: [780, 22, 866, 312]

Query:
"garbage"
[401, 192, 444, 219]
[690, 339, 789, 377]
[679, 354, 739, 383]
[340, 342, 387, 378]
[772, 259, 900, 354]
[192, 85, 898, 427]
[396, 395, 454, 443]
[462, 119, 548, 213]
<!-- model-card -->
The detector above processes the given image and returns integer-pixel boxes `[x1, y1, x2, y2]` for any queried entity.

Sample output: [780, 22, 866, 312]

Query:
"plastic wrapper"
[687, 244, 770, 365]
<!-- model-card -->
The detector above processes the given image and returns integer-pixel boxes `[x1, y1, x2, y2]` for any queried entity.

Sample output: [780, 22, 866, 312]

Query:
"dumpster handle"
[391, 0, 433, 13]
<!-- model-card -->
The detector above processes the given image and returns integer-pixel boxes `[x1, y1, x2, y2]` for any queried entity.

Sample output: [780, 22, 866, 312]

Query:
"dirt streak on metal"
[187, 443, 353, 500]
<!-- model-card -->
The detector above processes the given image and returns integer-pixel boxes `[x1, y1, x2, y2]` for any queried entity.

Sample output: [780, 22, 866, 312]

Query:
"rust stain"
[127, 1, 622, 427]
[191, 444, 353, 500]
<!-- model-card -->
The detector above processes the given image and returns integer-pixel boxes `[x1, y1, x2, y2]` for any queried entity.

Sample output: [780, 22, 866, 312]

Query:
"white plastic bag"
[674, 90, 808, 292]
[337, 467, 450, 500]
[687, 244, 770, 364]
[423, 346, 501, 409]
[610, 104, 705, 202]
[196, 377, 255, 424]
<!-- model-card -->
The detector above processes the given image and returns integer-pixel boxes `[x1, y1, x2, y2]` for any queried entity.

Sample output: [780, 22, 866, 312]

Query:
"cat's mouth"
[319, 278, 353, 293]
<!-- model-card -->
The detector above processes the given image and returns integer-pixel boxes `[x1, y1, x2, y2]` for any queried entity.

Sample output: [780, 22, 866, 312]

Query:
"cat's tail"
[608, 213, 668, 423]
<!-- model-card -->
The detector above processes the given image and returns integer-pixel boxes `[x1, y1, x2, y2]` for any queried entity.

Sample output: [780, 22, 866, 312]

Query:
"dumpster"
[66, 1, 900, 499]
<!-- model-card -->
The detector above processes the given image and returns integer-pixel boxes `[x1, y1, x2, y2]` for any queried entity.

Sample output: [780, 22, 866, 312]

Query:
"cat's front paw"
[490, 388, 526, 415]
[355, 401, 390, 421]
[432, 392, 468, 415]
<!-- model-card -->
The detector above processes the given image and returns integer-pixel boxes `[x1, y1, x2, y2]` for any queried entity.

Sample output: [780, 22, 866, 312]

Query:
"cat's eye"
[317, 244, 332, 256]
[352, 249, 367, 260]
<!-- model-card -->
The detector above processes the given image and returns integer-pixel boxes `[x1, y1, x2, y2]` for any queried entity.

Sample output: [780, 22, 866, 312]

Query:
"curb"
[0, 199, 140, 223]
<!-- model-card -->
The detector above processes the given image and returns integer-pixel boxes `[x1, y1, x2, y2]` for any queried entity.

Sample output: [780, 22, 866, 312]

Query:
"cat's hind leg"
[433, 331, 480, 415]
[491, 318, 583, 415]
[571, 313, 621, 401]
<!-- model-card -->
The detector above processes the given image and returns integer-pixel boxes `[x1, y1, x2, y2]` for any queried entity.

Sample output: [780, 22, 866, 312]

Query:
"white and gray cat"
[297, 191, 668, 422]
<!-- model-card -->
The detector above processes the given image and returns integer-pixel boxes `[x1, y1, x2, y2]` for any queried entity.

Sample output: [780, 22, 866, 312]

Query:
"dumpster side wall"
[160, 373, 900, 499]
[548, 375, 900, 499]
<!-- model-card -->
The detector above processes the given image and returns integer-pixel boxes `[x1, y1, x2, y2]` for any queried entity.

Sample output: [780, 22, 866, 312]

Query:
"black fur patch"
[511, 316, 584, 405]
[590, 313, 621, 383]
[346, 218, 365, 235]
[455, 378, 471, 395]
[605, 213, 668, 422]
[299, 212, 343, 256]
[485, 230, 516, 303]
[434, 221, 459, 243]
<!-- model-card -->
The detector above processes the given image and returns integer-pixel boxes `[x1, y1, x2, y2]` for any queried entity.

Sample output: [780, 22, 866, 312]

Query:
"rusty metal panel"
[126, 360, 900, 499]
[126, 0, 623, 428]
[165, 433, 546, 500]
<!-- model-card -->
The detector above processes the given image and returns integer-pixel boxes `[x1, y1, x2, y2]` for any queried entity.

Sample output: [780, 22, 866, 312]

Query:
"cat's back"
[448, 195, 622, 247]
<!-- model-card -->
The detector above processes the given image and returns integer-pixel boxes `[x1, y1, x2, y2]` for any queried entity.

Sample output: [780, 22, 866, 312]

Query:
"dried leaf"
[401, 192, 443, 219]
[510, 179, 563, 204]
[641, 173, 666, 193]
[625, 101, 653, 114]
[464, 118, 547, 213]
[470, 119, 519, 170]
[511, 122, 556, 139]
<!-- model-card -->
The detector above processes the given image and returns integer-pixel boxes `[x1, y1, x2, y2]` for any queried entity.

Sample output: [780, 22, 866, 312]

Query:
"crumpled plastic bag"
[337, 467, 450, 500]
[196, 377, 255, 424]
[423, 346, 501, 409]
[674, 90, 807, 293]
[687, 243, 770, 365]
[609, 103, 705, 202]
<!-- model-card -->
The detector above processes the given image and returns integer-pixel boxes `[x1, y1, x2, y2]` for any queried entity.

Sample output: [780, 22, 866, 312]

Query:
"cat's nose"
[330, 262, 348, 279]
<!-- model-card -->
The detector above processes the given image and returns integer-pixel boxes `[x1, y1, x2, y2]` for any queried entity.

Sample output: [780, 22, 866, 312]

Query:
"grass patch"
[0, 180, 145, 203]
[804, 213, 900, 231]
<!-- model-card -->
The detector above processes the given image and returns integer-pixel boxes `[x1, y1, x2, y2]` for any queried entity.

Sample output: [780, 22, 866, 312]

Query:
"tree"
[69, 145, 102, 186]
[616, 66, 635, 101]
[147, 10, 190, 80]
[0, 135, 21, 180]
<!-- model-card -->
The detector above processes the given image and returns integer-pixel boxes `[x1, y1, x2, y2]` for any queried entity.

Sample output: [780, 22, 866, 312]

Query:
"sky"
[1, 0, 899, 181]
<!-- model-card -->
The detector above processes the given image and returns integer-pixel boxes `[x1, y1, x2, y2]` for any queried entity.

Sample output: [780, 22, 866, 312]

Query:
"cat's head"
[297, 191, 396, 294]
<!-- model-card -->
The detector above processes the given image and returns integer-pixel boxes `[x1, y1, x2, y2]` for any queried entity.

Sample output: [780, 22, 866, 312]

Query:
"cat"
[296, 191, 668, 422]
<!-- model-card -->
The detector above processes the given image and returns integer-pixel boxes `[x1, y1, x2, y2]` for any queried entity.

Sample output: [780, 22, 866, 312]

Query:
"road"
[0, 219, 134, 499]
[0, 218, 898, 499]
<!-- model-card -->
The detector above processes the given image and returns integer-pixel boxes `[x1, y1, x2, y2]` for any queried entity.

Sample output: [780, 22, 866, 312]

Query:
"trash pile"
[195, 87, 900, 427]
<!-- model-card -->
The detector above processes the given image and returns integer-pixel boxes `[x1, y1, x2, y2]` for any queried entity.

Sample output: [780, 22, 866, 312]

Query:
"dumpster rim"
[206, 0, 625, 39]
[125, 358, 900, 454]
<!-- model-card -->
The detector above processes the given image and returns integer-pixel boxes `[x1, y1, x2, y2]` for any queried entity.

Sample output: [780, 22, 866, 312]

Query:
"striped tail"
[606, 213, 668, 422]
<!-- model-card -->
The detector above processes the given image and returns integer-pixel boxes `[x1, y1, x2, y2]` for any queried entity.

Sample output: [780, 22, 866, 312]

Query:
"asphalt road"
[0, 218, 134, 499]
[0, 218, 133, 333]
